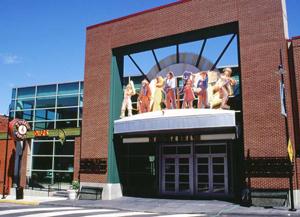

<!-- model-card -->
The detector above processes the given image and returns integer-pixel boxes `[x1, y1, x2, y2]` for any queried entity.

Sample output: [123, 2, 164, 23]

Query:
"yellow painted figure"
[152, 76, 165, 111]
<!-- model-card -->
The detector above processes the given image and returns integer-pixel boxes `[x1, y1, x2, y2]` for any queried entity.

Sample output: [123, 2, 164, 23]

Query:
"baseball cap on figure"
[142, 79, 148, 84]
[223, 67, 232, 74]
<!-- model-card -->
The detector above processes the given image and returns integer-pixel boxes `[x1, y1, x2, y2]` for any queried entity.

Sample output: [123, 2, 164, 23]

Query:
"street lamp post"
[278, 49, 296, 211]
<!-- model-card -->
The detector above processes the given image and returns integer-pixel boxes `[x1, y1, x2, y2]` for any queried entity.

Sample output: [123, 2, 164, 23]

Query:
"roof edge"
[86, 0, 192, 30]
[292, 35, 300, 40]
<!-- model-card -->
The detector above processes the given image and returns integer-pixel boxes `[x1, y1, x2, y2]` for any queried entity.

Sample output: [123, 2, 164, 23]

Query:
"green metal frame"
[0, 128, 81, 140]
[107, 55, 123, 183]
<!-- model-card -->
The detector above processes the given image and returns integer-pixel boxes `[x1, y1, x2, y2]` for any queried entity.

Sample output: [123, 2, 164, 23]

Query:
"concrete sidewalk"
[0, 194, 66, 206]
[40, 197, 300, 216]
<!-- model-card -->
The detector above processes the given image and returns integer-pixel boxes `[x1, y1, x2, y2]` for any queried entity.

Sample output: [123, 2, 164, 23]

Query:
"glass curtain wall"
[9, 81, 83, 189]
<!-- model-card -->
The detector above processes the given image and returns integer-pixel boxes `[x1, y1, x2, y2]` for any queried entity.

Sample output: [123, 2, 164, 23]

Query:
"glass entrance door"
[161, 143, 228, 196]
[161, 145, 193, 195]
[196, 154, 228, 194]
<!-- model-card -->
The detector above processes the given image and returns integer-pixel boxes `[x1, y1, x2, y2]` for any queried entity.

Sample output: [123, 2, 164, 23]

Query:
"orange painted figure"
[138, 79, 152, 113]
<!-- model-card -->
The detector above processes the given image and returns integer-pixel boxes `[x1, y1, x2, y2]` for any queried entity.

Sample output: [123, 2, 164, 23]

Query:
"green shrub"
[71, 181, 80, 190]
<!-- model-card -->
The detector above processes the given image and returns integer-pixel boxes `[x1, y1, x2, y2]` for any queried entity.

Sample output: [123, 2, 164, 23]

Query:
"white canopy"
[114, 109, 236, 135]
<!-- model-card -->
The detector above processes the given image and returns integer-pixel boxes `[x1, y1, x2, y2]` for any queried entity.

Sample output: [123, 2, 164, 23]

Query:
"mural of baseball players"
[120, 67, 237, 118]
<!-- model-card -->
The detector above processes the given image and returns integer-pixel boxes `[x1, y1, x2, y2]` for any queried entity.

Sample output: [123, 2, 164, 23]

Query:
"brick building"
[79, 0, 300, 204]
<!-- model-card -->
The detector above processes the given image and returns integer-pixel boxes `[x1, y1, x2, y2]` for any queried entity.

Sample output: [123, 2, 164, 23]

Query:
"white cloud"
[0, 53, 22, 64]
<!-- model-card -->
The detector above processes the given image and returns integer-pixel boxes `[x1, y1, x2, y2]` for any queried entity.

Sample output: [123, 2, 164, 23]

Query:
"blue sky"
[0, 0, 299, 115]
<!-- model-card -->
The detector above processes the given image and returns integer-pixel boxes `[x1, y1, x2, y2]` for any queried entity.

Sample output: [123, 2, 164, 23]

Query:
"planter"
[67, 189, 77, 200]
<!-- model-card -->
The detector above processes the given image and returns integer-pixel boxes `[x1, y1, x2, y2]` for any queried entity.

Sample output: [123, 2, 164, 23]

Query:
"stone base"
[79, 182, 122, 200]
[250, 189, 289, 207]
[292, 190, 300, 209]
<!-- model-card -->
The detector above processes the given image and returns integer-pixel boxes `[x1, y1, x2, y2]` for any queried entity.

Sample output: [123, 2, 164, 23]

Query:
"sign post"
[8, 119, 31, 200]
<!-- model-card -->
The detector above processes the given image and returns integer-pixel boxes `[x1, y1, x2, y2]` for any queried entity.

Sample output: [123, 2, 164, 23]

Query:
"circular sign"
[18, 125, 28, 135]
[9, 119, 31, 141]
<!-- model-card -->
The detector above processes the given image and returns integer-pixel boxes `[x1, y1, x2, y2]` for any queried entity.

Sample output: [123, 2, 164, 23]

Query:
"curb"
[0, 199, 39, 206]
[41, 201, 300, 216]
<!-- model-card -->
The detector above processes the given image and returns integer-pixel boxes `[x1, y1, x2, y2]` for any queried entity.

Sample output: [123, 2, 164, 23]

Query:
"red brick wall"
[0, 115, 15, 195]
[291, 38, 300, 189]
[0, 116, 8, 129]
[82, 0, 291, 189]
[73, 137, 81, 181]
[291, 38, 300, 119]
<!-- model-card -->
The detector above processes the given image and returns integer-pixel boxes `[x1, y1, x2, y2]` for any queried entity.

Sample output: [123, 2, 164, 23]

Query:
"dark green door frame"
[108, 55, 123, 183]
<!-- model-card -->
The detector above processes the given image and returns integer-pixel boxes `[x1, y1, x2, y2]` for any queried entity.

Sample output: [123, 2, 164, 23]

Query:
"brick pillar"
[73, 137, 81, 181]
[20, 140, 30, 188]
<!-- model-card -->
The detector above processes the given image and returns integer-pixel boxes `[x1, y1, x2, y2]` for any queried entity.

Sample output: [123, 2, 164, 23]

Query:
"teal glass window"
[37, 85, 56, 97]
[34, 121, 55, 130]
[56, 107, 78, 120]
[22, 81, 83, 187]
[31, 171, 52, 184]
[55, 141, 74, 155]
[80, 82, 84, 94]
[16, 110, 34, 121]
[79, 95, 83, 107]
[32, 157, 53, 170]
[57, 95, 78, 107]
[54, 157, 74, 170]
[54, 172, 73, 183]
[35, 109, 55, 121]
[79, 107, 82, 119]
[12, 88, 16, 99]
[36, 97, 56, 108]
[17, 87, 35, 98]
[33, 141, 53, 155]
[16, 99, 35, 110]
[9, 111, 14, 119]
[9, 100, 16, 111]
[58, 82, 79, 95]
[56, 120, 77, 128]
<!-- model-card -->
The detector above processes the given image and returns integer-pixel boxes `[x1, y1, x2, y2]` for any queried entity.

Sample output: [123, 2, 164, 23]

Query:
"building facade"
[8, 81, 83, 189]
[79, 0, 300, 203]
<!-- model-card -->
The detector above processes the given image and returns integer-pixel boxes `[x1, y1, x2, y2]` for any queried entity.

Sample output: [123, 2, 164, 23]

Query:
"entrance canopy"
[114, 109, 236, 135]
